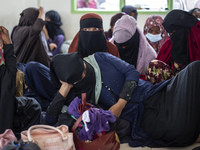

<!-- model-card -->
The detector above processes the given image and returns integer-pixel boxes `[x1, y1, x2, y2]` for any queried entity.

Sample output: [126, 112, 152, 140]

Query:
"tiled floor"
[120, 143, 200, 150]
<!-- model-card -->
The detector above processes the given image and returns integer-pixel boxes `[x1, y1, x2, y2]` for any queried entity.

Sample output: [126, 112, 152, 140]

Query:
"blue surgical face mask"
[145, 33, 162, 43]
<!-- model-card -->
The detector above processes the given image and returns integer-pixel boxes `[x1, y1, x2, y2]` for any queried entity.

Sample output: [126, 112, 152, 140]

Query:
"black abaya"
[141, 60, 200, 147]
[0, 44, 17, 133]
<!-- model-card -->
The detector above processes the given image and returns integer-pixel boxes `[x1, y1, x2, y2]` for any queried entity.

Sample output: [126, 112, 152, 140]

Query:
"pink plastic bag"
[0, 129, 17, 149]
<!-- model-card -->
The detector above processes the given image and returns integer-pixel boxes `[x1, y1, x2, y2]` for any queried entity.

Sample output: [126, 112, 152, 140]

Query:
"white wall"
[0, 0, 166, 40]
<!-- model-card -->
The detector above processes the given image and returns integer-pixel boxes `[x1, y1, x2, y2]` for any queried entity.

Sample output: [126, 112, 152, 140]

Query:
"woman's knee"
[25, 61, 49, 74]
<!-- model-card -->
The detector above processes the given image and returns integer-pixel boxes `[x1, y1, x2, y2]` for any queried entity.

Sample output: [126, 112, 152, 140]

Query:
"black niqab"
[78, 18, 107, 58]
[45, 10, 65, 40]
[162, 9, 198, 65]
[114, 30, 140, 67]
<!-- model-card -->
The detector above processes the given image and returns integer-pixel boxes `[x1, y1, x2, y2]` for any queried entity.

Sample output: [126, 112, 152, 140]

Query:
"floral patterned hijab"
[0, 33, 5, 66]
[143, 15, 169, 53]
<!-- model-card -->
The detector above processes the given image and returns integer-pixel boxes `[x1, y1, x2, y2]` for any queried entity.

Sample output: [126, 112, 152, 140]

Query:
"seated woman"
[146, 9, 200, 84]
[13, 7, 51, 67]
[46, 51, 200, 147]
[0, 26, 41, 138]
[110, 15, 157, 75]
[68, 13, 120, 58]
[44, 10, 65, 56]
[0, 26, 17, 134]
[104, 12, 125, 40]
[143, 15, 169, 53]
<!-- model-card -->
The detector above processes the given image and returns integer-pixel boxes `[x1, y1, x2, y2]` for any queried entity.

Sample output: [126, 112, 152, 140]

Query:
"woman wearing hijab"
[104, 12, 125, 40]
[0, 26, 16, 134]
[46, 51, 200, 147]
[13, 7, 51, 67]
[0, 26, 42, 139]
[143, 15, 169, 53]
[146, 9, 200, 84]
[44, 10, 65, 56]
[68, 13, 120, 58]
[121, 5, 138, 20]
[110, 15, 157, 75]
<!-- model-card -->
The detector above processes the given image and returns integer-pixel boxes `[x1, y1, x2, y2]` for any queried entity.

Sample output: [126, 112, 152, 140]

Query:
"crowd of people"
[1, 3, 200, 149]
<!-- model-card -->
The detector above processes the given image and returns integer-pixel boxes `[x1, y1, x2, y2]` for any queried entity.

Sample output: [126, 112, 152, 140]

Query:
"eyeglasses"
[73, 62, 87, 85]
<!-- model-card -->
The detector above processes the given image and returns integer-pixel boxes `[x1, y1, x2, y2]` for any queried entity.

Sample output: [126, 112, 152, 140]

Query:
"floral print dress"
[145, 60, 186, 84]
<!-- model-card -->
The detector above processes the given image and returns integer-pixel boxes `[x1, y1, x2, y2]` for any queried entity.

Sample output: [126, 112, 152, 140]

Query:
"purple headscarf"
[111, 15, 157, 75]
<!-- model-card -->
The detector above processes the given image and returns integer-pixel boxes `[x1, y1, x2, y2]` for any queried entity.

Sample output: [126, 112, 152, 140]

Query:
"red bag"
[71, 93, 120, 150]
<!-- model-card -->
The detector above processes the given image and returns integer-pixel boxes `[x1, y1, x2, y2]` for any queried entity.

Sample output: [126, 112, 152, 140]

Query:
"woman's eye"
[95, 28, 100, 31]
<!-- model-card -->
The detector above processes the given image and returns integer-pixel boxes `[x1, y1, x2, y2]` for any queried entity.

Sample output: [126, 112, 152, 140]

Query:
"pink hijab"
[143, 15, 169, 53]
[0, 33, 5, 66]
[110, 15, 157, 75]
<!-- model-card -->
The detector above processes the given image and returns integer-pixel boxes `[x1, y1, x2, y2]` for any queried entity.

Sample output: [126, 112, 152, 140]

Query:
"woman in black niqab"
[162, 9, 198, 65]
[50, 52, 96, 104]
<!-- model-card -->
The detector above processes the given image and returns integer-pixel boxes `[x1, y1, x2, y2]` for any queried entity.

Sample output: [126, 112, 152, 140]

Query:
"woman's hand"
[58, 80, 73, 98]
[109, 98, 127, 118]
[0, 26, 11, 44]
[38, 6, 46, 20]
[49, 43, 57, 51]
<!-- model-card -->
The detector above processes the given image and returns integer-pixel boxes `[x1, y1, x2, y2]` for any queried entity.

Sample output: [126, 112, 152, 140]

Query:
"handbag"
[21, 125, 75, 150]
[0, 129, 17, 149]
[71, 93, 120, 150]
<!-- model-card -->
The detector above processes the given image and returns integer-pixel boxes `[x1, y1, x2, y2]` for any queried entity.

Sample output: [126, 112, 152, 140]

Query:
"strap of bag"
[72, 93, 92, 132]
[78, 93, 92, 114]
[71, 115, 82, 133]
[27, 125, 67, 141]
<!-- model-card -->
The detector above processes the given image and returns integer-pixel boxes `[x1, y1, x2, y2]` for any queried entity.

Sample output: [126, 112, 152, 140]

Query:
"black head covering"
[18, 7, 39, 26]
[50, 52, 96, 103]
[114, 30, 139, 67]
[162, 9, 198, 65]
[78, 13, 107, 58]
[121, 5, 138, 20]
[45, 10, 65, 40]
[188, 8, 200, 15]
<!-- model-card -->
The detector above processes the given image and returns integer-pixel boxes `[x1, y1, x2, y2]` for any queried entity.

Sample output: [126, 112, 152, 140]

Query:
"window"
[125, 0, 173, 14]
[71, 0, 123, 14]
[71, 0, 173, 14]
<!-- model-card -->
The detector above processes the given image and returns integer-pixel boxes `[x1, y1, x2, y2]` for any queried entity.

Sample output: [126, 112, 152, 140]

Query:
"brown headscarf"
[13, 7, 50, 67]
[68, 13, 120, 58]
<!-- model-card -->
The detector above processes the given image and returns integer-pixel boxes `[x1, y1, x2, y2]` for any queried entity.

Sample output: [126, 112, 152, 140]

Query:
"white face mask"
[145, 33, 162, 43]
[198, 18, 200, 21]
